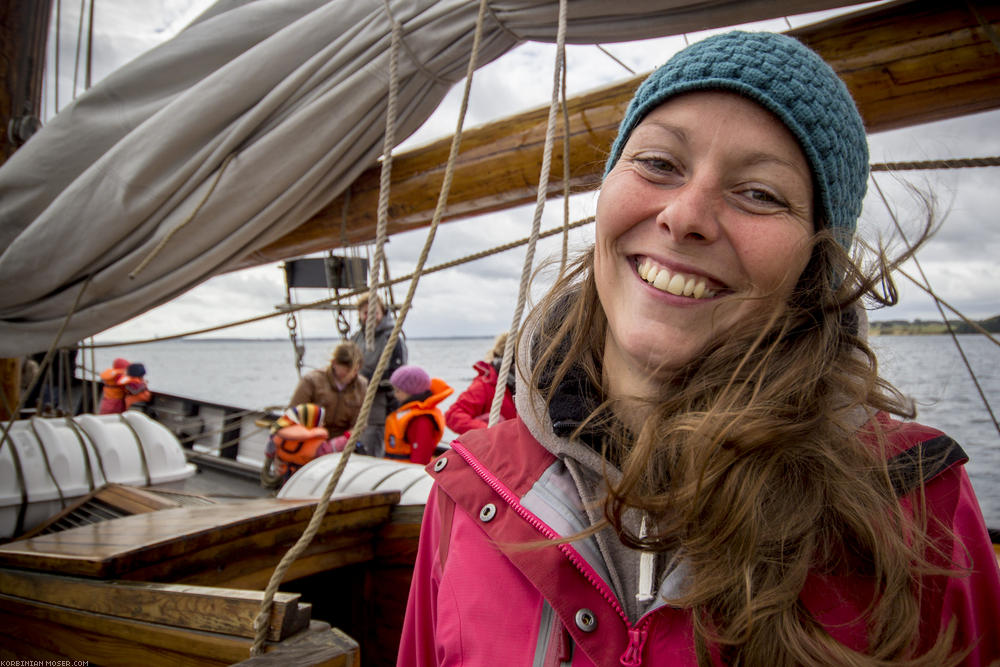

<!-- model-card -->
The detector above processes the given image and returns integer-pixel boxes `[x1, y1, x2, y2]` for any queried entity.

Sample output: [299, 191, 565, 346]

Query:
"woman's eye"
[741, 188, 787, 208]
[633, 157, 679, 176]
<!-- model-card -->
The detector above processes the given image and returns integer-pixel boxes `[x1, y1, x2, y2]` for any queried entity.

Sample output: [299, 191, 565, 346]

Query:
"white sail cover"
[0, 0, 860, 356]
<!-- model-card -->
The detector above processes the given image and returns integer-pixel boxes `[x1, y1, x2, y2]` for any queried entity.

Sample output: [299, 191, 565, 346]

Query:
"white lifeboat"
[0, 411, 196, 539]
[278, 453, 433, 506]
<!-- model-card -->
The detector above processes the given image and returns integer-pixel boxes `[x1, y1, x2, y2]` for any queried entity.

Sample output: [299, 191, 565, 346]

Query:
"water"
[84, 335, 1000, 527]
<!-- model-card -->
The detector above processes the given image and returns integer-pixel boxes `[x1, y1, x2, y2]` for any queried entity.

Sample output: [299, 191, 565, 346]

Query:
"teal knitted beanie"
[605, 31, 869, 251]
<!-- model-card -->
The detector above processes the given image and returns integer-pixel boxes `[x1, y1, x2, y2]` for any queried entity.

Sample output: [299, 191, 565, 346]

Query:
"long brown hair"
[522, 218, 964, 666]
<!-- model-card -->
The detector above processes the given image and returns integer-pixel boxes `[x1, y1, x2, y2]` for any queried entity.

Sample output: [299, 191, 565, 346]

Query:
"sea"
[85, 334, 1000, 528]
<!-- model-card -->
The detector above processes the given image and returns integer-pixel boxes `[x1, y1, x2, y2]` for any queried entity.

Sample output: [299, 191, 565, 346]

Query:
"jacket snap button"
[575, 608, 597, 632]
[479, 503, 497, 522]
[433, 457, 448, 472]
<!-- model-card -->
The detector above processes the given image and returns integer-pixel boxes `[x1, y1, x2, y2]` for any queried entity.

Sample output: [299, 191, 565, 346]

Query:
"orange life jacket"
[120, 375, 151, 408]
[384, 378, 452, 460]
[271, 423, 330, 478]
[100, 367, 126, 400]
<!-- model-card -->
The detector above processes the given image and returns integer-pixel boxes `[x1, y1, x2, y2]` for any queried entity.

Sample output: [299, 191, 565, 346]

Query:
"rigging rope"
[1, 275, 93, 454]
[84, 217, 595, 348]
[79, 156, 1000, 350]
[560, 49, 571, 275]
[250, 0, 491, 654]
[489, 0, 568, 428]
[53, 0, 61, 113]
[365, 0, 402, 352]
[595, 44, 635, 75]
[871, 156, 1000, 171]
[870, 175, 1000, 437]
[130, 153, 236, 279]
[71, 0, 85, 99]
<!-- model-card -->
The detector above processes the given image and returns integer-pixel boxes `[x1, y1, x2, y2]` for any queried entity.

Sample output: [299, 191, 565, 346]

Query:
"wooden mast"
[0, 0, 51, 420]
[235, 0, 1000, 271]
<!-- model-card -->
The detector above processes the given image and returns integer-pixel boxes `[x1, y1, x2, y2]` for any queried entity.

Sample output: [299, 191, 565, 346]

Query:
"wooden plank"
[788, 0, 1000, 131]
[234, 0, 1000, 269]
[98, 483, 187, 512]
[0, 611, 230, 667]
[233, 623, 360, 667]
[0, 594, 254, 665]
[0, 568, 308, 641]
[0, 596, 353, 666]
[125, 527, 378, 588]
[0, 492, 399, 578]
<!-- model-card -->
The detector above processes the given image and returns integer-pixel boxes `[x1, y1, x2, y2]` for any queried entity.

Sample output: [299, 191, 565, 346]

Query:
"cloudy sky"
[43, 1, 1000, 342]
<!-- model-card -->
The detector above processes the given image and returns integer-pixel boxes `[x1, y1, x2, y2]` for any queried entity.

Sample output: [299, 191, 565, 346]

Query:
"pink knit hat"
[112, 357, 130, 369]
[390, 365, 431, 396]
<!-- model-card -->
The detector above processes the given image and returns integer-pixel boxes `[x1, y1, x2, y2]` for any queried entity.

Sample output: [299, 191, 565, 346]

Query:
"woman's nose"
[655, 181, 722, 243]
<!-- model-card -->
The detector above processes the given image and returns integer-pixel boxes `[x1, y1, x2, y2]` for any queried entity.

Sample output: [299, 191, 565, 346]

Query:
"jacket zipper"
[452, 441, 650, 666]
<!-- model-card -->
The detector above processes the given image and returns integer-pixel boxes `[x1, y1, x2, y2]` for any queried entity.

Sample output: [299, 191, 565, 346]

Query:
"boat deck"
[0, 491, 398, 585]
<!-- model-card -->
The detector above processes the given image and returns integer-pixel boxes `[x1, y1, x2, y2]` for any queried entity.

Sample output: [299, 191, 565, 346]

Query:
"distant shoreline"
[869, 315, 999, 336]
[93, 335, 497, 345]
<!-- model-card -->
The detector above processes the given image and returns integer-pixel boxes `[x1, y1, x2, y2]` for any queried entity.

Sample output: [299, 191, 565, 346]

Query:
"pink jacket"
[444, 360, 517, 434]
[398, 415, 1000, 666]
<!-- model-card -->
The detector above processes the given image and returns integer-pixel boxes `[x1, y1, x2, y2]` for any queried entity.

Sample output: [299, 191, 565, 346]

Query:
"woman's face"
[595, 91, 815, 400]
[331, 361, 358, 384]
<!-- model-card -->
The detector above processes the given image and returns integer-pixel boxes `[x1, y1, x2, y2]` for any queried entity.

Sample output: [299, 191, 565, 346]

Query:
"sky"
[42, 1, 1000, 342]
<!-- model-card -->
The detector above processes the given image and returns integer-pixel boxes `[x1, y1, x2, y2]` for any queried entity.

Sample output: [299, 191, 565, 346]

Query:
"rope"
[130, 153, 236, 279]
[63, 416, 97, 490]
[90, 338, 98, 411]
[1, 275, 93, 454]
[891, 266, 1000, 347]
[560, 50, 570, 275]
[85, 0, 94, 89]
[71, 0, 85, 99]
[871, 156, 1000, 172]
[29, 418, 68, 509]
[967, 1, 1000, 56]
[117, 413, 152, 486]
[595, 44, 635, 75]
[84, 217, 595, 348]
[249, 0, 491, 654]
[65, 417, 108, 483]
[870, 175, 1000, 436]
[54, 0, 61, 112]
[365, 0, 402, 352]
[489, 0, 568, 427]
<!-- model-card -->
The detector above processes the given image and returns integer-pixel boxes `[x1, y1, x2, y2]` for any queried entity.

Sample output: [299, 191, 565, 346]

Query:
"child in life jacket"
[98, 357, 130, 414]
[384, 365, 452, 465]
[264, 403, 332, 487]
[121, 363, 152, 409]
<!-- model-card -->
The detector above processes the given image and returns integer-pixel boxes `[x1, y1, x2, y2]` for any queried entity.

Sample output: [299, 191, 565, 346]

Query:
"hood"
[515, 313, 664, 622]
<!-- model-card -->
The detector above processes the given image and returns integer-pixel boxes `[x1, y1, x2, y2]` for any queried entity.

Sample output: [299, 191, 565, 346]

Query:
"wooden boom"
[236, 0, 1000, 269]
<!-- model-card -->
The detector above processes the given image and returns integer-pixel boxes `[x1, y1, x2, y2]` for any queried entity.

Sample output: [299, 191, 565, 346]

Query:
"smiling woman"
[398, 30, 1000, 667]
[596, 91, 816, 400]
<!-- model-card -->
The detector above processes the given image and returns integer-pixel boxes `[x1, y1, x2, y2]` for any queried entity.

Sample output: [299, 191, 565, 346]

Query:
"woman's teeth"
[637, 259, 716, 298]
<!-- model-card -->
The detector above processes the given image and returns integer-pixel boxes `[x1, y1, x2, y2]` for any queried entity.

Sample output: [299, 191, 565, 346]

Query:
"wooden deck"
[0, 491, 398, 587]
[0, 569, 358, 666]
[0, 489, 401, 664]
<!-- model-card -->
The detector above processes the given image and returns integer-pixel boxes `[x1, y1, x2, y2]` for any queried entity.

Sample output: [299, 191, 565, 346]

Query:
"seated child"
[99, 357, 130, 414]
[384, 365, 453, 465]
[264, 403, 332, 488]
[121, 363, 152, 409]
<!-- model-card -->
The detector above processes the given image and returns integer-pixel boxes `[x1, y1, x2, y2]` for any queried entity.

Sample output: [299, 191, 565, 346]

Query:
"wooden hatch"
[0, 490, 399, 588]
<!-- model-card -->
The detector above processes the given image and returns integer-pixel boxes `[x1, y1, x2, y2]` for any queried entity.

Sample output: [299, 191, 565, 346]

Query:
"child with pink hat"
[384, 365, 452, 465]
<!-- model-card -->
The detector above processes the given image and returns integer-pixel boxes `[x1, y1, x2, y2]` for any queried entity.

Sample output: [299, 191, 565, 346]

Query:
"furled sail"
[0, 0, 864, 356]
